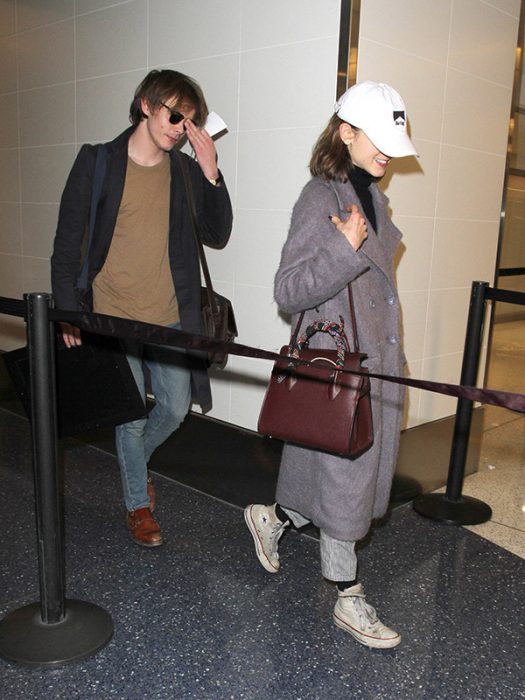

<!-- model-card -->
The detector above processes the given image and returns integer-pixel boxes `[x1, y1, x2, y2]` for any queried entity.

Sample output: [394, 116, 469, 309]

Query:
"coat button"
[387, 335, 398, 344]
[387, 296, 395, 305]
[369, 299, 376, 309]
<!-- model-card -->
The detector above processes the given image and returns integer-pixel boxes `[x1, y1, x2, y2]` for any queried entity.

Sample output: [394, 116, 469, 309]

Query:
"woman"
[244, 82, 417, 649]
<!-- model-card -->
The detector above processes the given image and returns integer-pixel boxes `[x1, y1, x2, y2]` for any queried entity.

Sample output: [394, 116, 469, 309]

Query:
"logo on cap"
[393, 111, 406, 127]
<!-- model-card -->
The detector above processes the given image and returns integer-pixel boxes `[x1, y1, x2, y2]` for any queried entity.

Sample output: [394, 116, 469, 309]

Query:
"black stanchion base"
[413, 493, 492, 525]
[0, 599, 113, 667]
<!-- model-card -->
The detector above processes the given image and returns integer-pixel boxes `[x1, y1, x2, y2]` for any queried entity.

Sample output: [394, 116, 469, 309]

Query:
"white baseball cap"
[335, 81, 418, 158]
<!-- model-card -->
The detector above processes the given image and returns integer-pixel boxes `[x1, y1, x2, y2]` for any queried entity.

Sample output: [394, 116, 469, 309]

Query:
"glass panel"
[486, 3, 525, 405]
[337, 0, 360, 97]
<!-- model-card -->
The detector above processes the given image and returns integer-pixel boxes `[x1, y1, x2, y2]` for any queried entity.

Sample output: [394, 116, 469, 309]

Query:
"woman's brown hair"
[129, 69, 209, 127]
[309, 114, 357, 182]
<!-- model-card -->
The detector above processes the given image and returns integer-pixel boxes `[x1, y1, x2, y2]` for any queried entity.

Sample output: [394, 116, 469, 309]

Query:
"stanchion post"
[26, 292, 65, 623]
[446, 281, 487, 500]
[413, 281, 492, 525]
[0, 293, 113, 666]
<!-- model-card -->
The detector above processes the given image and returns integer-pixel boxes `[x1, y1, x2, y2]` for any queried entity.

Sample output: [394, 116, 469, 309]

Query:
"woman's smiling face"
[340, 123, 391, 178]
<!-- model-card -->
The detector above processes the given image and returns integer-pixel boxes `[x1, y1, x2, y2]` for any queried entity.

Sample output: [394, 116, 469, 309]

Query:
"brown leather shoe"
[127, 507, 163, 547]
[147, 476, 155, 512]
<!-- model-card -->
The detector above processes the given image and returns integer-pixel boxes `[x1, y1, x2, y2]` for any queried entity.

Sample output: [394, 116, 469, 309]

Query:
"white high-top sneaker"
[333, 583, 401, 649]
[244, 503, 289, 573]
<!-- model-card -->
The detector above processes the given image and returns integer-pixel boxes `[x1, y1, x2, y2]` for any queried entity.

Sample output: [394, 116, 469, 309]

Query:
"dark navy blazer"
[51, 126, 233, 411]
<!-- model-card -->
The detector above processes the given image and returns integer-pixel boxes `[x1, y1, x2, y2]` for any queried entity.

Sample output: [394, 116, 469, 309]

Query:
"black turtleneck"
[348, 165, 377, 233]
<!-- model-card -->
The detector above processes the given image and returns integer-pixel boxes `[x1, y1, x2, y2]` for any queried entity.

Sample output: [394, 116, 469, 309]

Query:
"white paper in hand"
[204, 111, 228, 139]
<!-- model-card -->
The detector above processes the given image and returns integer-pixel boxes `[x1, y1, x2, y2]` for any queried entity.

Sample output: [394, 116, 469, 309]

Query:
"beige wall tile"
[0, 35, 17, 94]
[399, 289, 428, 363]
[76, 71, 145, 144]
[234, 209, 292, 287]
[443, 70, 512, 153]
[423, 288, 472, 357]
[17, 0, 73, 32]
[0, 94, 18, 148]
[0, 253, 23, 296]
[448, 0, 518, 85]
[205, 238, 236, 285]
[236, 128, 315, 211]
[233, 283, 288, 350]
[20, 84, 75, 148]
[240, 0, 340, 49]
[23, 256, 52, 294]
[77, 1, 127, 13]
[431, 219, 499, 289]
[0, 2, 16, 38]
[437, 146, 506, 221]
[239, 39, 337, 131]
[148, 0, 241, 66]
[228, 356, 273, 430]
[360, 0, 452, 64]
[76, 1, 147, 80]
[20, 145, 76, 204]
[0, 203, 21, 255]
[394, 216, 434, 292]
[21, 203, 59, 258]
[0, 149, 20, 201]
[17, 20, 74, 90]
[482, 0, 521, 16]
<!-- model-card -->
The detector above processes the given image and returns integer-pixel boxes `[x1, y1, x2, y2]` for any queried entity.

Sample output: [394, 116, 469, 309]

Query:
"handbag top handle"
[76, 144, 107, 290]
[175, 151, 218, 314]
[290, 286, 360, 353]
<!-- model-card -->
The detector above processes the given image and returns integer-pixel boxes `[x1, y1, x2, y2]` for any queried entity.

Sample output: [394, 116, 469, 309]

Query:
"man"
[51, 70, 233, 547]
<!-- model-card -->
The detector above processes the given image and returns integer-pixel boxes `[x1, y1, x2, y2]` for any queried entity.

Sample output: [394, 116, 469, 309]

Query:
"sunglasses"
[160, 102, 196, 126]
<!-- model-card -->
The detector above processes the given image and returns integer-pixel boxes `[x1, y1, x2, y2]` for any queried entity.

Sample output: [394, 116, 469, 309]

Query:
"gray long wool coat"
[274, 176, 406, 542]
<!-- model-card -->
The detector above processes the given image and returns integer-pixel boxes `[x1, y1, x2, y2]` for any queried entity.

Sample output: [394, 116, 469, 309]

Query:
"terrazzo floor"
[0, 407, 524, 700]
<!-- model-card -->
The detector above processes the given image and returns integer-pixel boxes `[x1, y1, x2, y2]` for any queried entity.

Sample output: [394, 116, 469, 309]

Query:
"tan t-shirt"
[93, 154, 179, 326]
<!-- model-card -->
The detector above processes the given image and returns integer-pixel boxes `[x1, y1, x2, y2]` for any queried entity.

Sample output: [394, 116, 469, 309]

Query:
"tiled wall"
[0, 0, 520, 431]
[357, 0, 521, 425]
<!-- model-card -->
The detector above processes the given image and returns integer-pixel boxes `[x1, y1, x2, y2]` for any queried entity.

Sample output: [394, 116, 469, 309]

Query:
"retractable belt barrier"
[1, 295, 525, 414]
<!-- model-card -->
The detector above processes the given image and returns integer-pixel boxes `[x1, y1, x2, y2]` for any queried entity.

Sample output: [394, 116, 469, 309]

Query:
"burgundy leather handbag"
[258, 286, 373, 457]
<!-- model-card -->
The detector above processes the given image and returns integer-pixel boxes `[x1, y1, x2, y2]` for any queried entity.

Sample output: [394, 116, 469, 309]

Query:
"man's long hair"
[129, 69, 209, 127]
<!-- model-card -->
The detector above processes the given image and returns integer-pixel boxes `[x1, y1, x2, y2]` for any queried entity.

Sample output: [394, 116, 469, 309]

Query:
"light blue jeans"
[116, 325, 192, 512]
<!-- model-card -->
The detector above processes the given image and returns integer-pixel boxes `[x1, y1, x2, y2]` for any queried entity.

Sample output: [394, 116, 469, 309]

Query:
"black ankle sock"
[275, 503, 289, 524]
[336, 579, 357, 592]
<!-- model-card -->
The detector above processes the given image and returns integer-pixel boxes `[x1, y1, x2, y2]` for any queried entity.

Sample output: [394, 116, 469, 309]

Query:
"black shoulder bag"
[176, 152, 237, 367]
